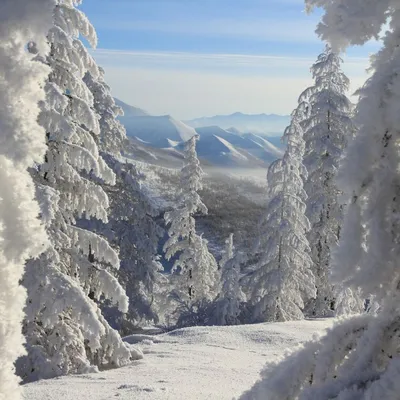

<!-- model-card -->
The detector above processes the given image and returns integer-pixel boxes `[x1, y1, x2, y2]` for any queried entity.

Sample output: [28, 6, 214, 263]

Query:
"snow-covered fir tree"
[300, 46, 355, 317]
[164, 135, 219, 305]
[0, 1, 54, 397]
[92, 155, 166, 332]
[240, 1, 400, 398]
[212, 234, 246, 326]
[83, 69, 166, 329]
[19, 0, 140, 382]
[249, 104, 316, 323]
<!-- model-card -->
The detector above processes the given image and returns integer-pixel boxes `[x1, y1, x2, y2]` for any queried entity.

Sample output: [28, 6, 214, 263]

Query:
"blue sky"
[80, 0, 379, 120]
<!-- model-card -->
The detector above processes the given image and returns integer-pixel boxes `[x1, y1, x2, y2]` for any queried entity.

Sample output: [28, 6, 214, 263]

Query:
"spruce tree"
[300, 46, 356, 317]
[249, 103, 316, 322]
[96, 156, 166, 331]
[212, 234, 246, 326]
[164, 135, 219, 305]
[84, 61, 165, 330]
[19, 0, 140, 381]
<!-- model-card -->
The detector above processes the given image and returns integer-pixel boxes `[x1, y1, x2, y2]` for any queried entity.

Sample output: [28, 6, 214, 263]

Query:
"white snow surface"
[214, 135, 248, 161]
[23, 319, 332, 400]
[246, 133, 284, 158]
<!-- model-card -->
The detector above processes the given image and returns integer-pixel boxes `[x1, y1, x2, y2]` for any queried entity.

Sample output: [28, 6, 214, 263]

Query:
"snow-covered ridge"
[244, 133, 283, 157]
[214, 135, 248, 160]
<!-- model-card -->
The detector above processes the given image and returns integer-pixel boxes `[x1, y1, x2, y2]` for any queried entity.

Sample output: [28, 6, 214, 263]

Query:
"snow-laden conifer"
[164, 135, 219, 304]
[240, 2, 400, 398]
[300, 46, 356, 317]
[95, 155, 166, 331]
[19, 0, 140, 381]
[0, 1, 54, 397]
[212, 234, 246, 326]
[249, 104, 316, 322]
[85, 60, 165, 329]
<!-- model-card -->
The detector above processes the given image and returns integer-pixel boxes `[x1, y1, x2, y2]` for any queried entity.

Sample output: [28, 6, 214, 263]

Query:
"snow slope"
[244, 133, 283, 158]
[24, 320, 332, 400]
[194, 132, 263, 167]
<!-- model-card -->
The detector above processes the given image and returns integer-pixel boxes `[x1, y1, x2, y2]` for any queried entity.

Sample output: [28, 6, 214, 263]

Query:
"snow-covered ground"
[24, 320, 332, 400]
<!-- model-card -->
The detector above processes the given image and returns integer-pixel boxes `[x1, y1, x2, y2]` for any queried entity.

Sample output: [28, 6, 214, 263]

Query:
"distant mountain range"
[116, 99, 284, 168]
[185, 112, 290, 136]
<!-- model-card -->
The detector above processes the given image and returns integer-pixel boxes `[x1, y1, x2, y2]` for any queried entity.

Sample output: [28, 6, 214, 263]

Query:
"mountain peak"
[116, 104, 196, 148]
[114, 98, 149, 117]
